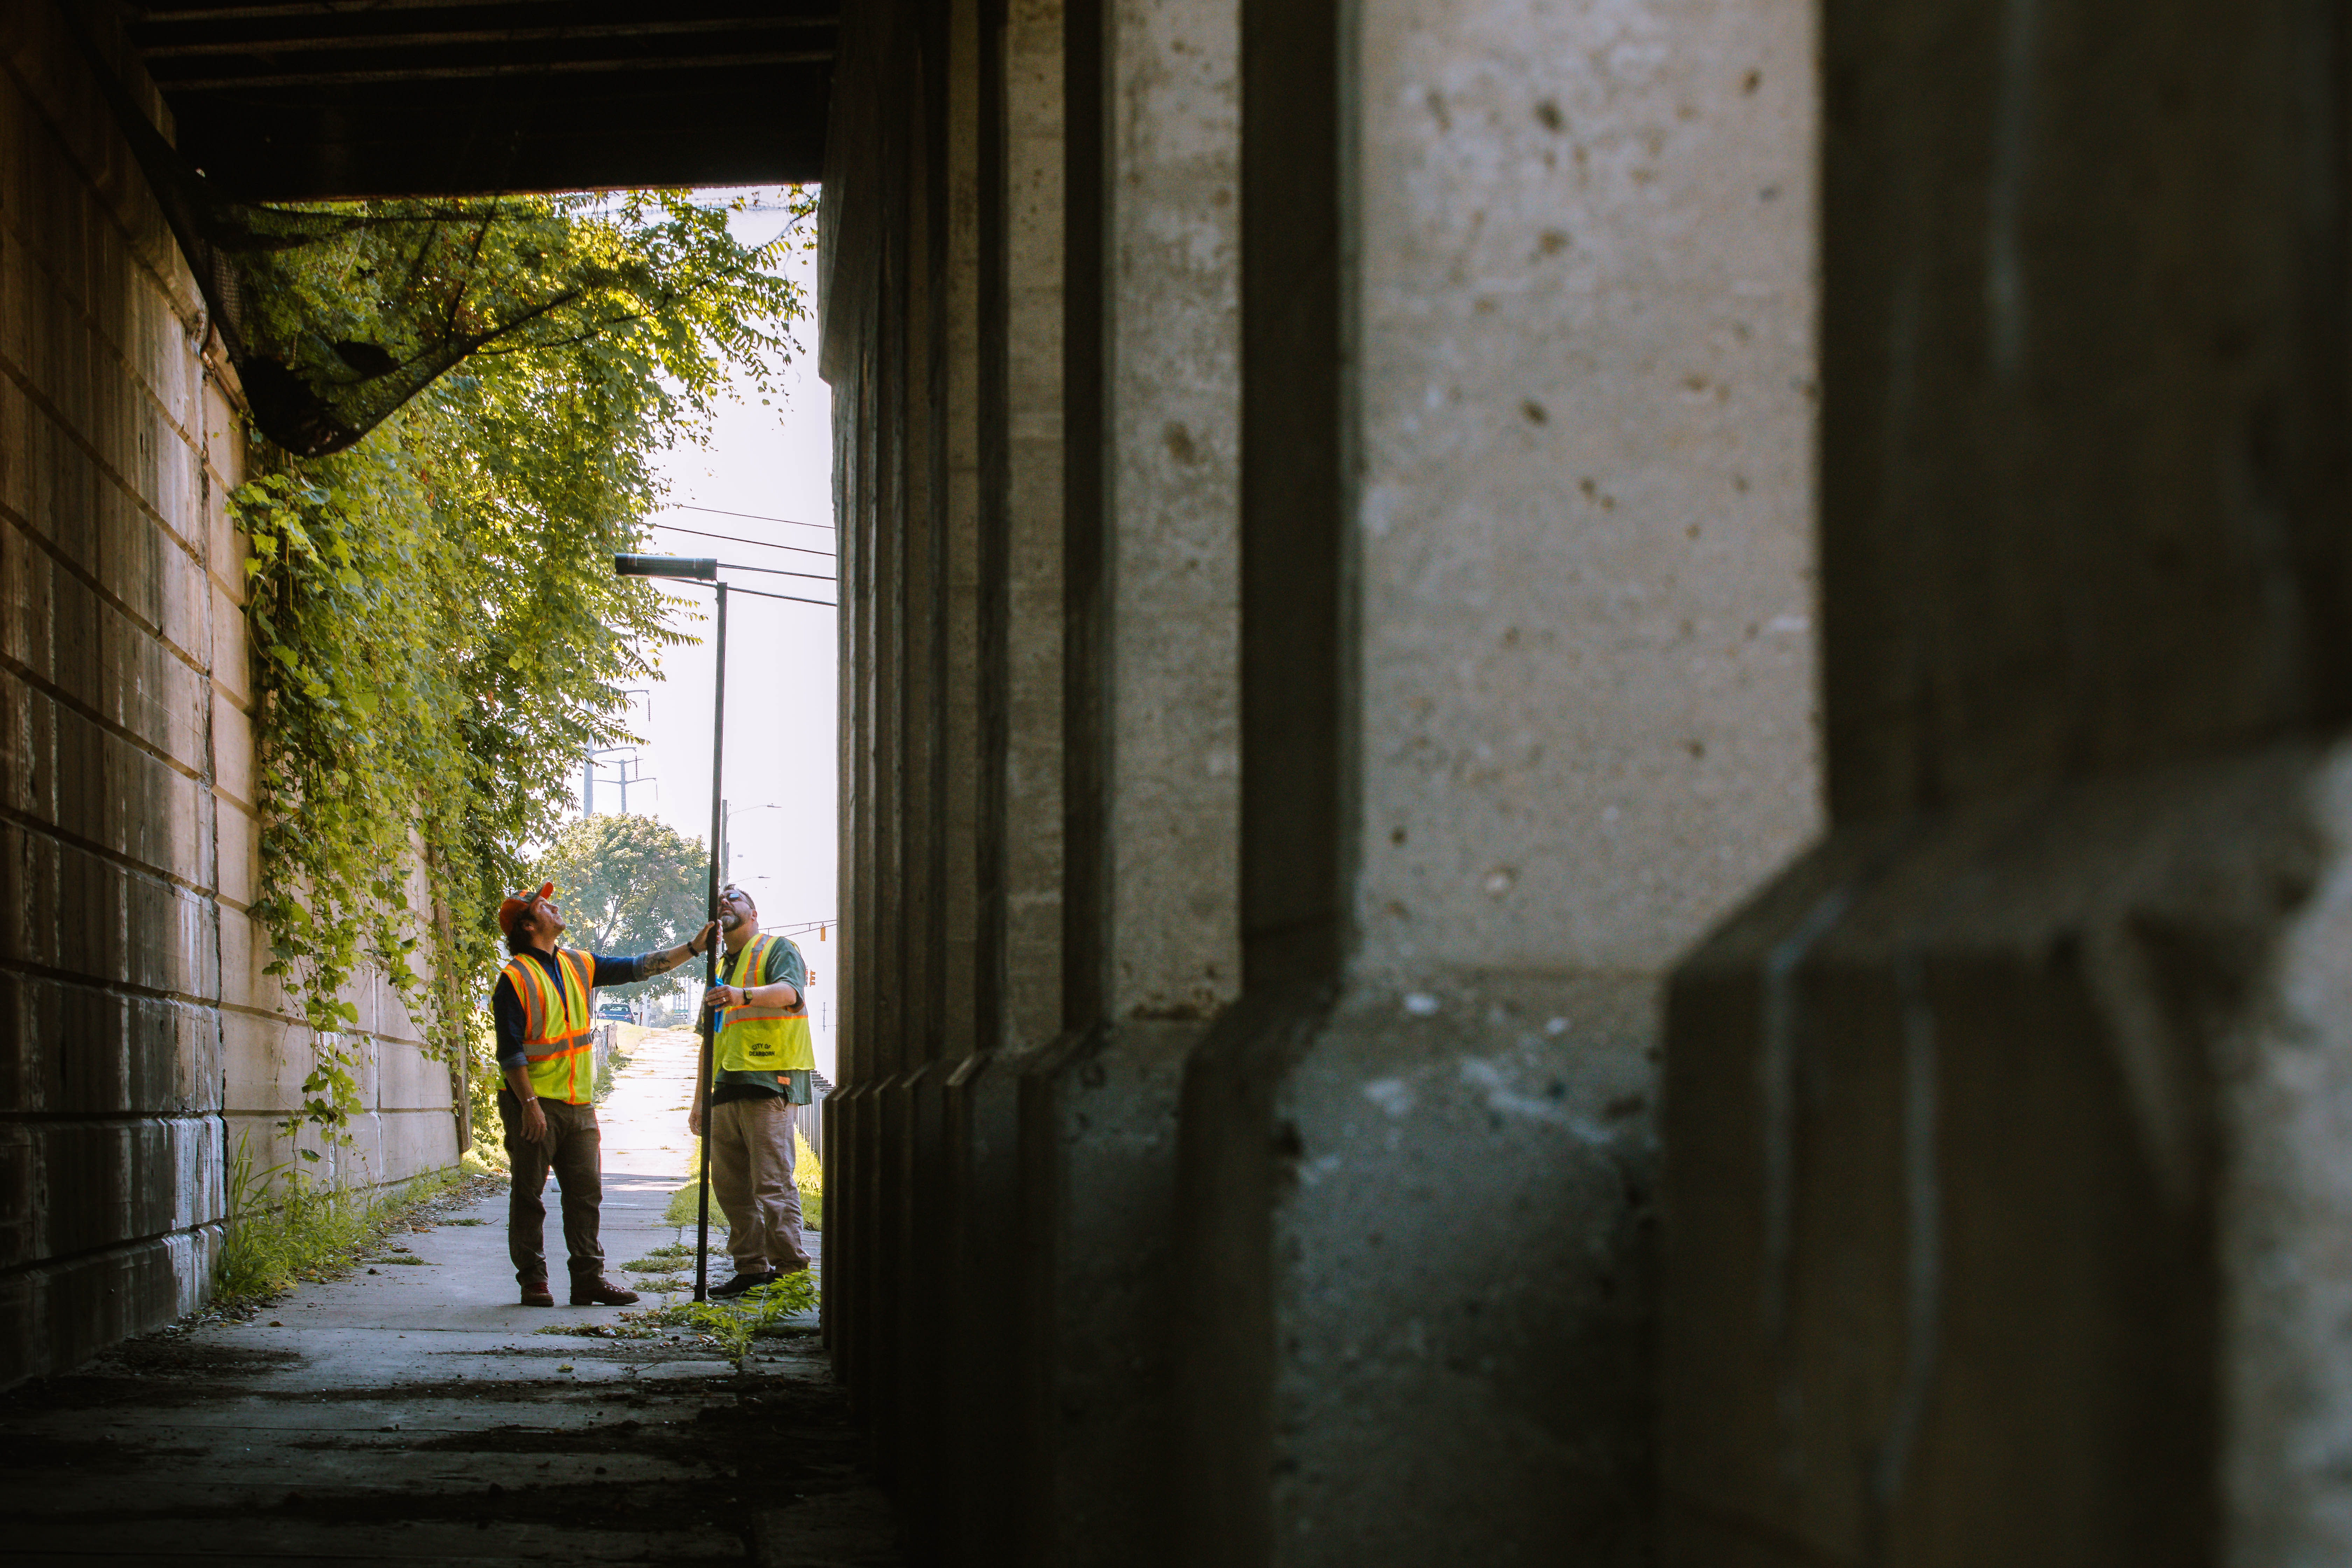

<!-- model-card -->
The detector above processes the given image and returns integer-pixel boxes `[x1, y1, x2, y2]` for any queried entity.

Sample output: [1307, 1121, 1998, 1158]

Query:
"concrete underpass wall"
[1658, 1, 2352, 1563]
[817, 0, 1815, 1556]
[0, 9, 457, 1389]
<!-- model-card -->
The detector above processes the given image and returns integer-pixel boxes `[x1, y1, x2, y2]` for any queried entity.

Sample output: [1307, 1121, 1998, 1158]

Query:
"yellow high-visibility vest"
[713, 933, 815, 1076]
[502, 947, 598, 1105]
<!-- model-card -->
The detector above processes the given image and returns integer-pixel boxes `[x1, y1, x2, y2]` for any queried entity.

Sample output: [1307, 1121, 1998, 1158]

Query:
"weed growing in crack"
[621, 1242, 724, 1274]
[534, 1275, 820, 1359]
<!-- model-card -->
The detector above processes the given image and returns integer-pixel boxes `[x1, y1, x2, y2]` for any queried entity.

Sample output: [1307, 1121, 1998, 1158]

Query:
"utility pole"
[615, 754, 657, 814]
[614, 553, 826, 1297]
[615, 553, 728, 1302]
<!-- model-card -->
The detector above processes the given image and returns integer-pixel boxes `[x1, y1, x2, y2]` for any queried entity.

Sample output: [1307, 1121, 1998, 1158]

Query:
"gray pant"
[501, 1092, 605, 1284]
[709, 1096, 811, 1275]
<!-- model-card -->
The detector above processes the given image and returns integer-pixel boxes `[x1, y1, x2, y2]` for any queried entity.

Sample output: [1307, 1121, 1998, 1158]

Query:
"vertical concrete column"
[941, 0, 985, 1084]
[888, 0, 987, 1537]
[857, 51, 915, 1465]
[876, 31, 941, 1489]
[937, 0, 1069, 1552]
[816, 0, 887, 1390]
[1659, 1, 2352, 1563]
[1176, 0, 1819, 1557]
[994, 0, 1068, 1061]
[918, 0, 1008, 1555]
[1014, 0, 1241, 1546]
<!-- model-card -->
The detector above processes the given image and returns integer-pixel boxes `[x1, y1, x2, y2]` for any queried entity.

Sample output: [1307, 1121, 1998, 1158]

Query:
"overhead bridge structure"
[12, 0, 2352, 1562]
[127, 0, 833, 194]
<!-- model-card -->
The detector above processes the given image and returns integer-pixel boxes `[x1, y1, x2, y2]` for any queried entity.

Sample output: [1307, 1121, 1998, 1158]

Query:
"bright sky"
[570, 191, 840, 1076]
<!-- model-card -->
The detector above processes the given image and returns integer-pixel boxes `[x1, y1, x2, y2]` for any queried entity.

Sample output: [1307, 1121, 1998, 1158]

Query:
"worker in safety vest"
[495, 880, 716, 1308]
[688, 883, 817, 1297]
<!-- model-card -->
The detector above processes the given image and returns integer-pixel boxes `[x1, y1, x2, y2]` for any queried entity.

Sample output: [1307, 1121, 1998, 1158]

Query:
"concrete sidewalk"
[0, 1027, 879, 1564]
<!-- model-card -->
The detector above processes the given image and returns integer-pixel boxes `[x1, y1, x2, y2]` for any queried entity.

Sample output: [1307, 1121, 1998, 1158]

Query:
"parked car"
[597, 1002, 633, 1021]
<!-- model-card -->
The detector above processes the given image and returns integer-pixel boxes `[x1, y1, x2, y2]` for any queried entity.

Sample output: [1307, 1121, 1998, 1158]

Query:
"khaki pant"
[500, 1091, 604, 1285]
[709, 1096, 811, 1275]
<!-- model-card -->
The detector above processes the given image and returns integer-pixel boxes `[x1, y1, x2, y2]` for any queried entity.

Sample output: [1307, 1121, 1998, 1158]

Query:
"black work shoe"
[569, 1277, 640, 1307]
[519, 1281, 555, 1307]
[709, 1270, 777, 1299]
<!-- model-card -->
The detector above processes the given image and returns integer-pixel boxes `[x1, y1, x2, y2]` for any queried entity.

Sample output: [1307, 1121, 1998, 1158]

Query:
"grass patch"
[622, 1241, 721, 1273]
[659, 1128, 823, 1230]
[443, 1217, 487, 1226]
[798, 1130, 823, 1231]
[592, 1040, 631, 1105]
[214, 1132, 467, 1307]
[536, 1272, 820, 1359]
[664, 1177, 721, 1228]
[369, 1254, 433, 1265]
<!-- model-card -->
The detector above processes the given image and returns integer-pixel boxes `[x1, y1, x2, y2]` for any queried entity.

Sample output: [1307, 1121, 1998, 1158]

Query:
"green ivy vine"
[229, 190, 812, 1157]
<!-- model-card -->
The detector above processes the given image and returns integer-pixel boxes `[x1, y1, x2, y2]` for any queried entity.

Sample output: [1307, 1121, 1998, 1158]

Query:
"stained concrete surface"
[0, 1028, 892, 1565]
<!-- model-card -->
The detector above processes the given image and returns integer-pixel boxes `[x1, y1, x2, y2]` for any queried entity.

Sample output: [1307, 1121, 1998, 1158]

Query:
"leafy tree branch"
[232, 189, 814, 1158]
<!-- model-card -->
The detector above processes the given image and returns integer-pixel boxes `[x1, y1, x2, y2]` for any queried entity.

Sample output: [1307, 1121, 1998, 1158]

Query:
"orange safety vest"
[500, 947, 599, 1105]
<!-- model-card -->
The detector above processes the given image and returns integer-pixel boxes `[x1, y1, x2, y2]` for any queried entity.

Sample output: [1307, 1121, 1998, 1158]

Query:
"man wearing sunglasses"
[495, 881, 716, 1308]
[688, 883, 817, 1297]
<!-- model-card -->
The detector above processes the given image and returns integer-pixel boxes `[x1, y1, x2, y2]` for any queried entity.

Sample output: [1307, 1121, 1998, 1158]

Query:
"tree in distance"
[532, 815, 709, 1001]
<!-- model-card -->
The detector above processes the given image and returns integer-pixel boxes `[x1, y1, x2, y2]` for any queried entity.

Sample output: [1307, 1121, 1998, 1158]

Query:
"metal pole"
[695, 583, 729, 1301]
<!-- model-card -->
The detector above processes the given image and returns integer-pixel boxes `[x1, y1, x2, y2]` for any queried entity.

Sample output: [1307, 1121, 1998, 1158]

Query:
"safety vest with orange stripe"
[500, 946, 600, 1105]
[713, 933, 816, 1077]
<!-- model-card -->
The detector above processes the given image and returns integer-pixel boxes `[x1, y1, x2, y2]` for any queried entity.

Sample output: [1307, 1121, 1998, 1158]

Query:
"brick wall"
[0, 8, 457, 1388]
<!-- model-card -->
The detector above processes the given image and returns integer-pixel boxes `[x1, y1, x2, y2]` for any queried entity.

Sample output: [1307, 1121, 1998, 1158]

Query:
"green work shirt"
[710, 934, 814, 1105]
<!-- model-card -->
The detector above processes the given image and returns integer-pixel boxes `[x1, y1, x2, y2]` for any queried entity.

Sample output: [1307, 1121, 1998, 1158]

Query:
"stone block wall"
[0, 7, 457, 1389]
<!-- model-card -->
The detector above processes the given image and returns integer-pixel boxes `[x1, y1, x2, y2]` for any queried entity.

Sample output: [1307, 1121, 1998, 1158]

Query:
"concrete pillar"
[823, 8, 1009, 1552]
[876, 13, 940, 1495]
[1007, 0, 1242, 1548]
[936, 0, 1070, 1552]
[1175, 0, 1819, 1558]
[1660, 1, 2352, 1562]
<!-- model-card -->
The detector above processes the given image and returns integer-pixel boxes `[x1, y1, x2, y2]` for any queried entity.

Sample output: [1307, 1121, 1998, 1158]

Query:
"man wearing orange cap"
[494, 881, 715, 1308]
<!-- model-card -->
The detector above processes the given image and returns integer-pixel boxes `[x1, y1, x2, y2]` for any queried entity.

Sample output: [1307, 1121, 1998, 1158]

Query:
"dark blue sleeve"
[591, 953, 647, 986]
[492, 972, 528, 1070]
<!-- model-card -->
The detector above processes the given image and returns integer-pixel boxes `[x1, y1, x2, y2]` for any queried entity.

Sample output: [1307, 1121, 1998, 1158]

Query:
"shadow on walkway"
[0, 1029, 892, 1565]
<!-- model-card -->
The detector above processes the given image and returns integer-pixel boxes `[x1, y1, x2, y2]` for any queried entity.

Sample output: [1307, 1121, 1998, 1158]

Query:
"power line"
[720, 581, 836, 609]
[722, 560, 835, 585]
[649, 579, 833, 609]
[664, 501, 834, 534]
[647, 521, 834, 560]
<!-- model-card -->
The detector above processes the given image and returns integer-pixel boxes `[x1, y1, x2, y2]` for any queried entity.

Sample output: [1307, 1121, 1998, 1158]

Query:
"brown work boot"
[569, 1277, 640, 1307]
[519, 1281, 555, 1307]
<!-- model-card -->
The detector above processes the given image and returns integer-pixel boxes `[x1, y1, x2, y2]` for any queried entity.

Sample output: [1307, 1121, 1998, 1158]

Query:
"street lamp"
[722, 800, 783, 880]
[614, 552, 831, 1300]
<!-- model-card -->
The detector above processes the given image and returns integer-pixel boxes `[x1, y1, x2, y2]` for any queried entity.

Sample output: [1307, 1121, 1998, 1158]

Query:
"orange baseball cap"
[497, 881, 555, 939]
